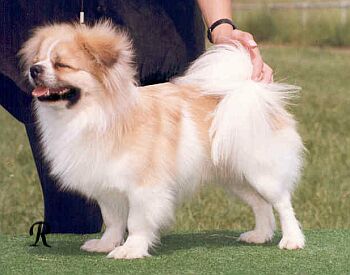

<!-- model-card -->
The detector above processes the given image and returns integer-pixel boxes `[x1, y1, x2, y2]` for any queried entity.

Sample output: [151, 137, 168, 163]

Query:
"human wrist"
[207, 18, 237, 43]
[211, 23, 235, 43]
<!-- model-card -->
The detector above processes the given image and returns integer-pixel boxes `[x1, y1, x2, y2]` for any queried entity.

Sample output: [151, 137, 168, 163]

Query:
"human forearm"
[196, 0, 236, 44]
[196, 0, 232, 26]
[196, 0, 273, 82]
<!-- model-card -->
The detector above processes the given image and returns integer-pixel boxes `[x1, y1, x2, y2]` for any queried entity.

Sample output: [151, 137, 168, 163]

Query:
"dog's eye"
[55, 62, 71, 69]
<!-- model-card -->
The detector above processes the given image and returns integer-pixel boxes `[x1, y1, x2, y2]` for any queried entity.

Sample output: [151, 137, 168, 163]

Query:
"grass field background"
[1, 45, 349, 235]
[1, 230, 349, 274]
[232, 1, 350, 47]
[237, 9, 350, 47]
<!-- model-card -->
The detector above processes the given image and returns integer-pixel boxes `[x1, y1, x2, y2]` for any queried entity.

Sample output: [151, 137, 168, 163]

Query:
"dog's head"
[19, 21, 135, 109]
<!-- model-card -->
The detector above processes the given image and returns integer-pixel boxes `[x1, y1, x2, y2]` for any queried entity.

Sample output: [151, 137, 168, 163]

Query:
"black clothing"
[0, 0, 205, 233]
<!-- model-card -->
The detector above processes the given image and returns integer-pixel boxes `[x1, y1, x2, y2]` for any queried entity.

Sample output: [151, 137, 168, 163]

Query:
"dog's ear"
[76, 21, 132, 68]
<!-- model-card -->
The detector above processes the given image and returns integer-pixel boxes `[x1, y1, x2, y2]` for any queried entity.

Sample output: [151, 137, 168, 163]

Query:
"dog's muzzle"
[30, 65, 44, 80]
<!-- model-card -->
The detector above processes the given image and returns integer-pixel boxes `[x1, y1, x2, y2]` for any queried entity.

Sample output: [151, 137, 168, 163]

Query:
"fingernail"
[248, 40, 257, 47]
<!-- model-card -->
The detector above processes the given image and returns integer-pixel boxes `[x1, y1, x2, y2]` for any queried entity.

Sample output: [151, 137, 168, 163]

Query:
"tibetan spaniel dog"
[19, 21, 305, 259]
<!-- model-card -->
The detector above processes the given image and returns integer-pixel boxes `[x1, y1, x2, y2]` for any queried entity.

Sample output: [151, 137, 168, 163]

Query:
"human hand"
[211, 24, 273, 83]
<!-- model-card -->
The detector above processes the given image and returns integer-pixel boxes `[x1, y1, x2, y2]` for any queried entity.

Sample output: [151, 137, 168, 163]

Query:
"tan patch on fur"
[51, 41, 108, 84]
[270, 113, 286, 130]
[184, 87, 219, 154]
[77, 34, 119, 67]
[106, 83, 218, 186]
[124, 84, 183, 186]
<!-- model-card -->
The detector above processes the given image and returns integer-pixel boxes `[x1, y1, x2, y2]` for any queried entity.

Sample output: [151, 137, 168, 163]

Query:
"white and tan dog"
[19, 21, 305, 259]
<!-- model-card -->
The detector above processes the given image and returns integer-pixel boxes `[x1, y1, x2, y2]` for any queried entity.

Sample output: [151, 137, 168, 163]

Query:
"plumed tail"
[173, 44, 303, 182]
[208, 81, 299, 170]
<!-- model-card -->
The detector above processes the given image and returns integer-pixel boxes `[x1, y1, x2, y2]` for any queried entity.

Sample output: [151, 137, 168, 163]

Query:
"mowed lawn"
[0, 46, 349, 236]
[0, 230, 349, 275]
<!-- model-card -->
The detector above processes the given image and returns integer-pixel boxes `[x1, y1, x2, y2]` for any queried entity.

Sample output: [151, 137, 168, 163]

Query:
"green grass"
[234, 7, 350, 47]
[0, 230, 349, 274]
[1, 46, 350, 235]
[0, 113, 43, 234]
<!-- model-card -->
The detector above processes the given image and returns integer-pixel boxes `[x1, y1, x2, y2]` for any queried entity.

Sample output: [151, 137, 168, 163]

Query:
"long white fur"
[25, 27, 305, 259]
[174, 44, 305, 249]
[174, 44, 303, 184]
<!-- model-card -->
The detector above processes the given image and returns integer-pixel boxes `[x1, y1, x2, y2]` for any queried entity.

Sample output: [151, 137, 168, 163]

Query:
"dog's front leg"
[81, 192, 128, 253]
[107, 184, 175, 259]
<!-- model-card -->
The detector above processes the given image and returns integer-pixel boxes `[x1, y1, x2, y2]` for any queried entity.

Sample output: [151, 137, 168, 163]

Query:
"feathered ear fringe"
[18, 20, 135, 73]
[75, 20, 134, 69]
[74, 21, 138, 131]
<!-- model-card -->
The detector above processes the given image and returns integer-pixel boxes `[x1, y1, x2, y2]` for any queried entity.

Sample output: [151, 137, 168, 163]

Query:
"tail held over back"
[173, 44, 302, 181]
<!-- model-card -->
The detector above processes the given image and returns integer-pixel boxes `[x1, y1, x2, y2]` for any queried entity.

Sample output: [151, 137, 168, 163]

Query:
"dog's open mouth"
[32, 86, 80, 102]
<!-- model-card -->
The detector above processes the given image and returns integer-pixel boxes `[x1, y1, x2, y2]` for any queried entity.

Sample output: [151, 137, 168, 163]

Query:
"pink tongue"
[32, 87, 49, 97]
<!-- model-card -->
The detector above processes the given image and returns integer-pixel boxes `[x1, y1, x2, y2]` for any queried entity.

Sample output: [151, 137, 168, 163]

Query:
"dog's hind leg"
[241, 128, 305, 250]
[229, 183, 275, 244]
[247, 176, 305, 250]
[81, 192, 128, 253]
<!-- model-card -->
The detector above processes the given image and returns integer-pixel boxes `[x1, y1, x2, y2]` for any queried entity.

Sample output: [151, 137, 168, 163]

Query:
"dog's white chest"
[37, 115, 135, 198]
[46, 138, 134, 196]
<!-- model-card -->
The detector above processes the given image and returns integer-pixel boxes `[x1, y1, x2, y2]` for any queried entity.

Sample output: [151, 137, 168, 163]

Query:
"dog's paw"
[107, 244, 150, 259]
[238, 230, 274, 244]
[278, 233, 305, 250]
[81, 239, 117, 253]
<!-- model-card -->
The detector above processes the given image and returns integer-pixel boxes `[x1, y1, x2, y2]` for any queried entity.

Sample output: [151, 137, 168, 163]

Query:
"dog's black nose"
[30, 65, 44, 79]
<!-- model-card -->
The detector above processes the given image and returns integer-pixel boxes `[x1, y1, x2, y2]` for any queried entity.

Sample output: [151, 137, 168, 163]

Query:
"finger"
[234, 31, 257, 49]
[231, 31, 264, 81]
[249, 47, 264, 81]
[255, 71, 264, 82]
[262, 64, 273, 83]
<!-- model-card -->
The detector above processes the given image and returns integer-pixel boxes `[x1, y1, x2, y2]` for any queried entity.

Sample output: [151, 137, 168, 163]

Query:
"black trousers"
[0, 0, 204, 233]
[1, 74, 102, 233]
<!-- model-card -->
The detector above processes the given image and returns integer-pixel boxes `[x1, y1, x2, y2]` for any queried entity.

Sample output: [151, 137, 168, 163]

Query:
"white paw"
[238, 230, 274, 244]
[81, 239, 118, 253]
[107, 244, 150, 259]
[278, 233, 305, 250]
